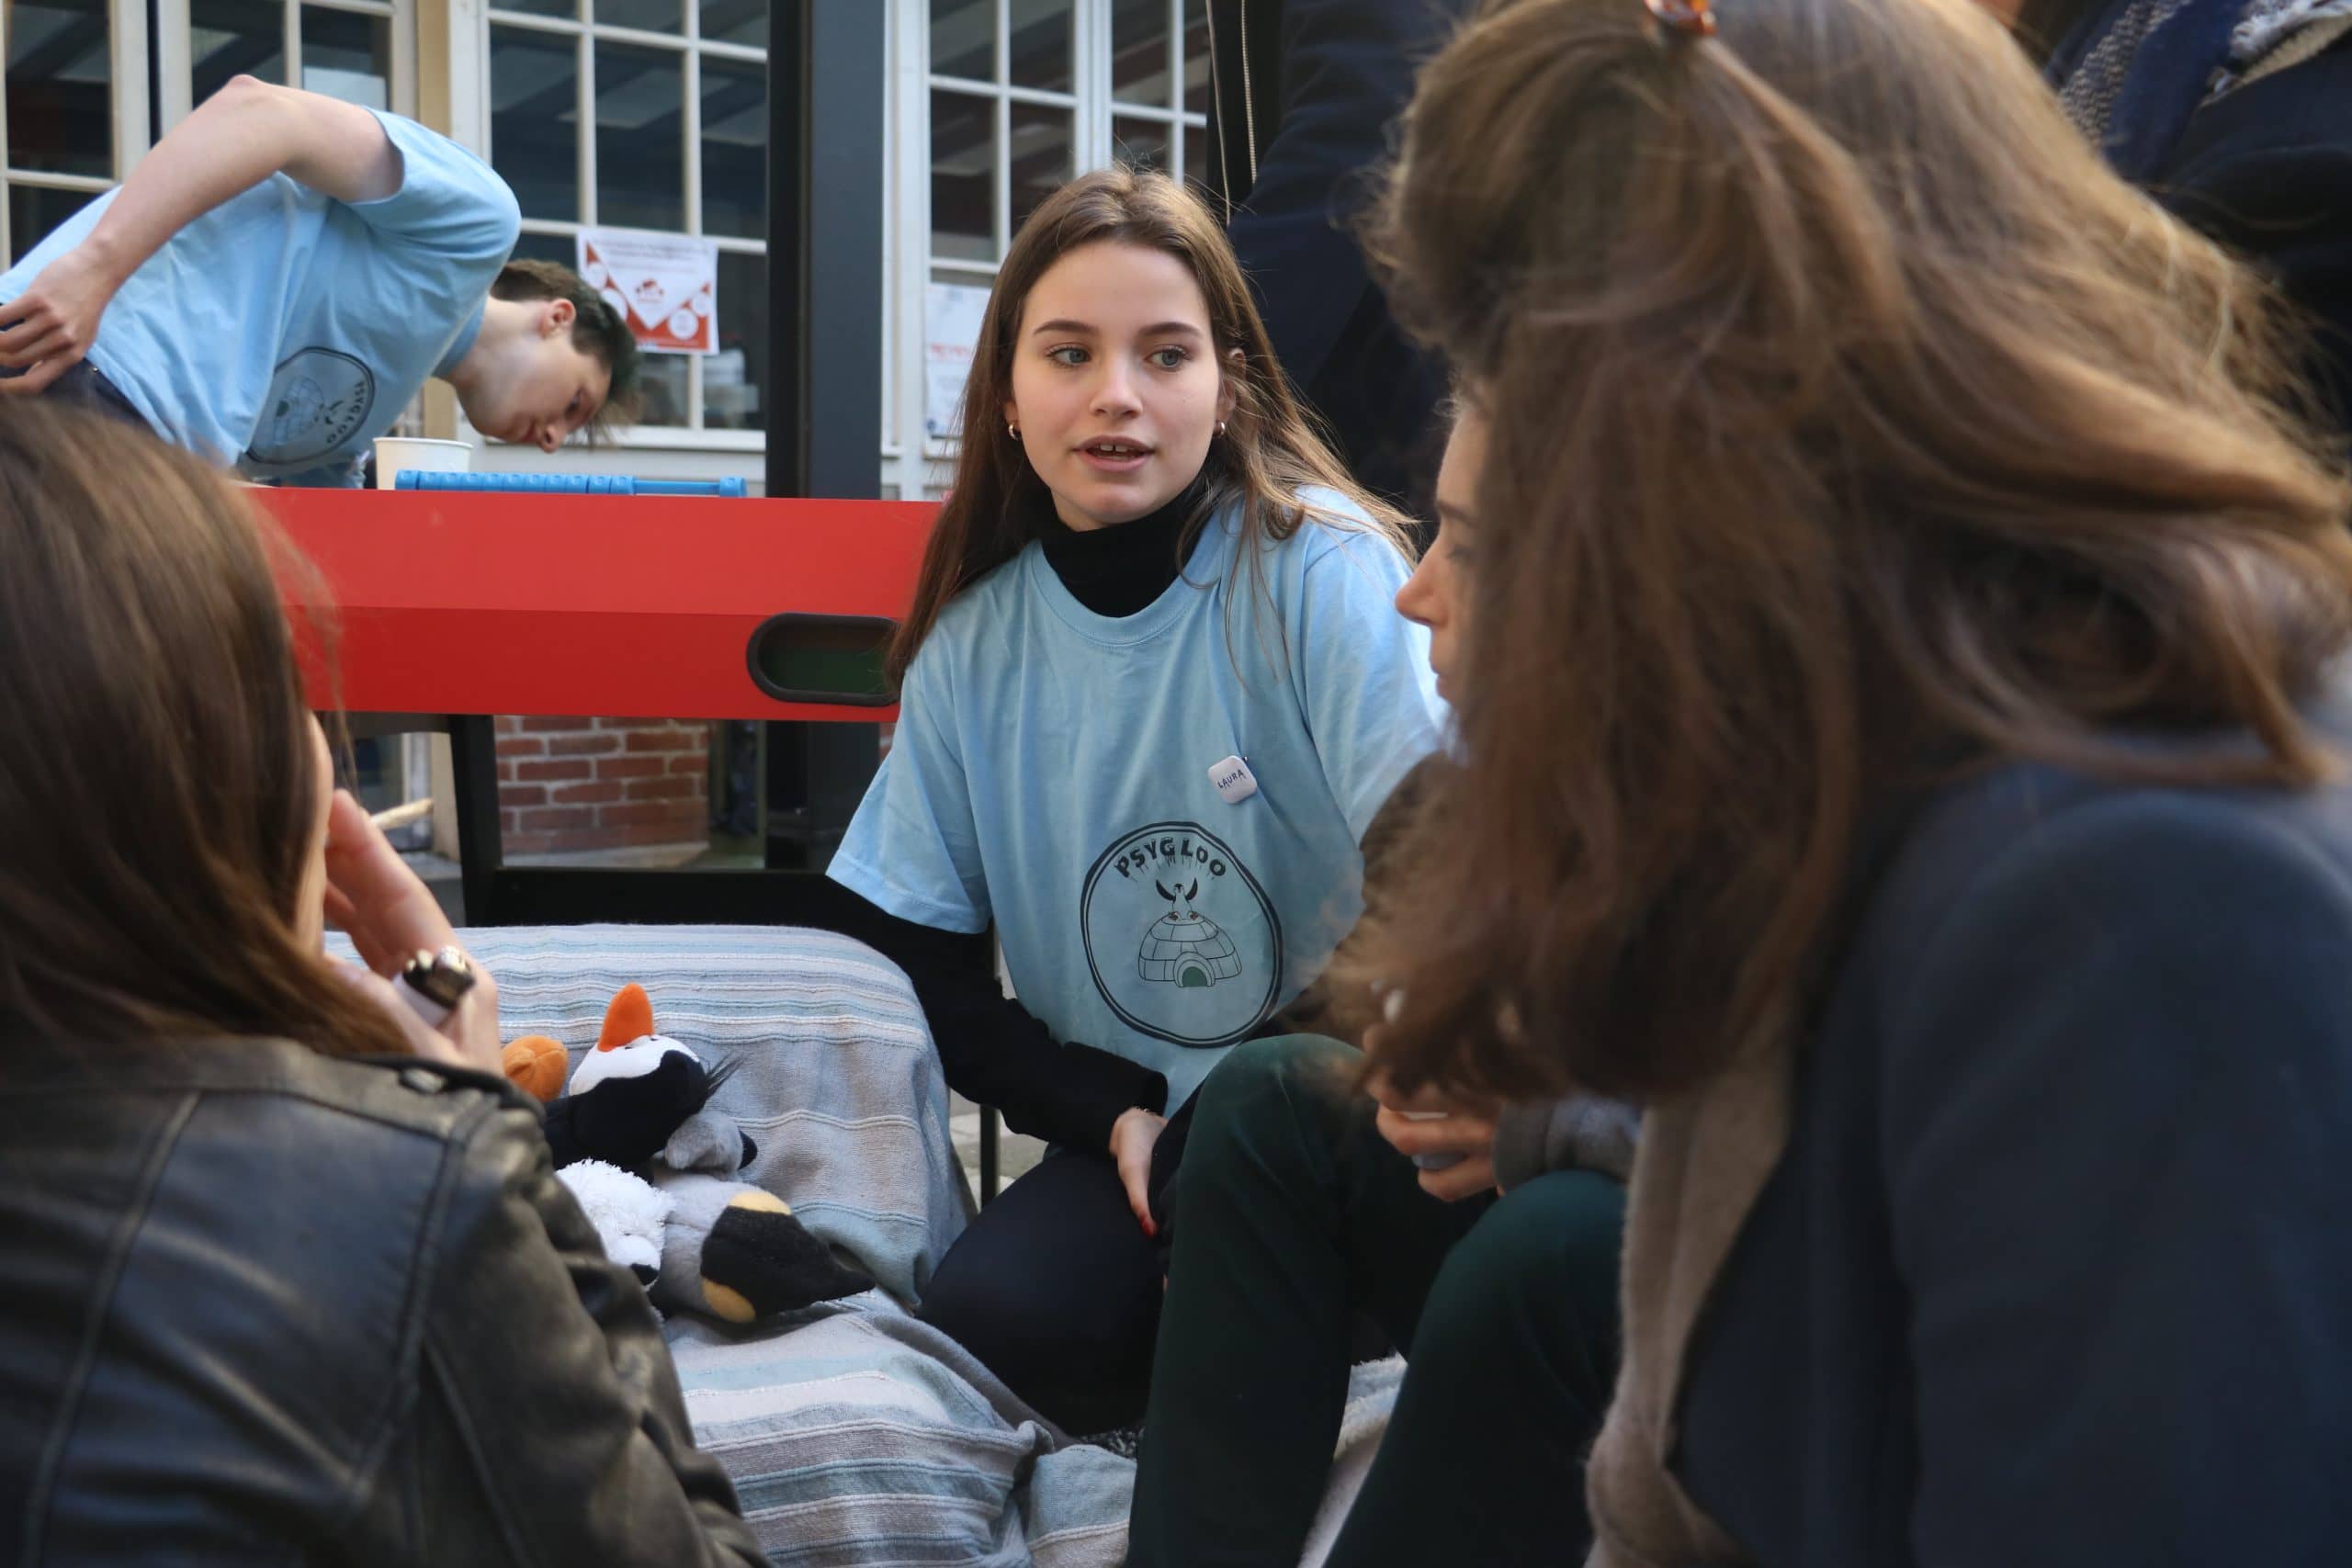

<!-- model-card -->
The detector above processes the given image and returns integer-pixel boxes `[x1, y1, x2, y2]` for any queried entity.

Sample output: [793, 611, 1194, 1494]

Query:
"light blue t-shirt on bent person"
[0, 111, 520, 486]
[829, 491, 1448, 1115]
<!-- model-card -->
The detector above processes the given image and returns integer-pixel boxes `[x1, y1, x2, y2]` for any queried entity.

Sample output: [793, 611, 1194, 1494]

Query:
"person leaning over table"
[0, 75, 638, 483]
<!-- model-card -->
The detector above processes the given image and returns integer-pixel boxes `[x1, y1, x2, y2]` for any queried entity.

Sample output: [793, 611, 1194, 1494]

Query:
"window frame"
[477, 0, 768, 446]
[0, 0, 151, 264]
[885, 0, 1208, 500]
[154, 0, 418, 130]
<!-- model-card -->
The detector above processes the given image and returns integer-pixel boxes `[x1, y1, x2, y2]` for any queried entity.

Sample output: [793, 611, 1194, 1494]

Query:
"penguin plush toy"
[503, 984, 871, 1324]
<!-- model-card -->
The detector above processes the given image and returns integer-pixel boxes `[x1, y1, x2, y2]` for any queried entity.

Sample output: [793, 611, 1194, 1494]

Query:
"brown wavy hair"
[0, 399, 413, 1058]
[888, 165, 1413, 684]
[1347, 0, 2352, 1103]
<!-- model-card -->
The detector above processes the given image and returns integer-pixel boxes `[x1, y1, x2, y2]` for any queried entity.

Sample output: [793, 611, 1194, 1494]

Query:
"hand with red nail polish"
[1109, 1106, 1168, 1238]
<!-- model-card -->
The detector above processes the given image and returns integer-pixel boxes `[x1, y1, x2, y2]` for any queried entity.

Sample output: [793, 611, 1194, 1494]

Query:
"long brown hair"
[1349, 0, 2352, 1103]
[888, 165, 1413, 684]
[0, 399, 412, 1058]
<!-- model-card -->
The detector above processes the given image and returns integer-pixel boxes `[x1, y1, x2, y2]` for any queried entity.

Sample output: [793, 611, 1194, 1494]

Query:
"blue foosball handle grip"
[393, 472, 747, 497]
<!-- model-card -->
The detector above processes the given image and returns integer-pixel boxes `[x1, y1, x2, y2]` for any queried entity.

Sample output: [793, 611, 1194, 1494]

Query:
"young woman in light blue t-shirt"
[822, 166, 1445, 1434]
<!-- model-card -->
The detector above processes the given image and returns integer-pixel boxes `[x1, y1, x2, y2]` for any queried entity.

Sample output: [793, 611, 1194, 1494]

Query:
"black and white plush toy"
[503, 984, 871, 1323]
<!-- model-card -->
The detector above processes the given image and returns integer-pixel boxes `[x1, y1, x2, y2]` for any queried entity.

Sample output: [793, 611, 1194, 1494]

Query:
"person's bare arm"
[0, 77, 403, 390]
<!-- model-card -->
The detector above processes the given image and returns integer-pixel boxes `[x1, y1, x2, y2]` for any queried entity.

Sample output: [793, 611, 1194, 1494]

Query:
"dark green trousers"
[1129, 1035, 1626, 1566]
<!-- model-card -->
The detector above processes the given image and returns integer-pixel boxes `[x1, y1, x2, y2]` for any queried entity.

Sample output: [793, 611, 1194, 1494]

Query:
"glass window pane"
[507, 230, 575, 266]
[300, 7, 390, 111]
[1008, 102, 1069, 242]
[191, 0, 285, 107]
[1182, 118, 1209, 195]
[929, 0, 991, 83]
[699, 0, 765, 46]
[1007, 0, 1071, 93]
[635, 353, 690, 426]
[491, 27, 581, 221]
[7, 183, 97, 268]
[926, 264, 992, 442]
[598, 0, 681, 34]
[1113, 116, 1167, 175]
[595, 43, 684, 232]
[491, 0, 575, 17]
[930, 88, 994, 264]
[1112, 0, 1169, 107]
[704, 250, 765, 430]
[700, 56, 764, 240]
[6, 0, 113, 178]
[1184, 0, 1211, 118]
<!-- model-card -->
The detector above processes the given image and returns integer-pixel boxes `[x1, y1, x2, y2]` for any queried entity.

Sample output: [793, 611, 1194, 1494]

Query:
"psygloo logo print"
[1080, 821, 1281, 1048]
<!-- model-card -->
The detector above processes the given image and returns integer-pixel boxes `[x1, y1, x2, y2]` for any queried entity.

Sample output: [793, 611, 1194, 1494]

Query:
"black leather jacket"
[0, 1034, 763, 1566]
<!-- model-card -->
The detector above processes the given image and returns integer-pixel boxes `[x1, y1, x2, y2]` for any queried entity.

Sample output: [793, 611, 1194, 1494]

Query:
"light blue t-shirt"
[0, 111, 519, 486]
[830, 492, 1448, 1113]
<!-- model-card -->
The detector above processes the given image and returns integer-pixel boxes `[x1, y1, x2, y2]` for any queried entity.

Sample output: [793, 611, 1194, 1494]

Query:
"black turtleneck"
[1035, 477, 1208, 618]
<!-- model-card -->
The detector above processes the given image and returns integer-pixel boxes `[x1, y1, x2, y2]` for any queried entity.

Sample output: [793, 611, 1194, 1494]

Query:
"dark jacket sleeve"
[1223, 0, 1466, 389]
[2157, 43, 2352, 434]
[813, 882, 1170, 1149]
[1879, 791, 2352, 1566]
[412, 1095, 764, 1566]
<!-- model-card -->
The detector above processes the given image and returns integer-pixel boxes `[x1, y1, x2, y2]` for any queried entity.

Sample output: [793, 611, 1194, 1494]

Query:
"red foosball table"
[265, 486, 957, 935]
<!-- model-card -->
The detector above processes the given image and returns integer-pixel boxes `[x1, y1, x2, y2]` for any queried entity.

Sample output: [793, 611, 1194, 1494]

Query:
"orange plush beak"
[502, 1035, 570, 1102]
[597, 982, 655, 1052]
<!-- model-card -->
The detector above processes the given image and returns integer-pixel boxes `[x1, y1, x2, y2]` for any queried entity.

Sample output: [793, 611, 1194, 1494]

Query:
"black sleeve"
[803, 879, 1169, 1150]
[2157, 45, 2352, 434]
[417, 1097, 765, 1566]
[1881, 793, 2352, 1564]
[1224, 0, 1470, 390]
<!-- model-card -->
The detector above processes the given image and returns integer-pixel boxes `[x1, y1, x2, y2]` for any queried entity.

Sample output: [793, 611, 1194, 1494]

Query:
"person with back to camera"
[0, 76, 639, 482]
[0, 399, 760, 1563]
[1150, 0, 2352, 1562]
[813, 165, 1447, 1437]
[1332, 0, 2352, 1562]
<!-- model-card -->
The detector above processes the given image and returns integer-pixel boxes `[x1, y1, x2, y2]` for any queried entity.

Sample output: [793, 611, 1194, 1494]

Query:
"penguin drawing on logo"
[1138, 878, 1243, 989]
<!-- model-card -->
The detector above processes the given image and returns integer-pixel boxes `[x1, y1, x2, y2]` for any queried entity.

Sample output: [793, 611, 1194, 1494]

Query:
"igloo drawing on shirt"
[1138, 879, 1243, 990]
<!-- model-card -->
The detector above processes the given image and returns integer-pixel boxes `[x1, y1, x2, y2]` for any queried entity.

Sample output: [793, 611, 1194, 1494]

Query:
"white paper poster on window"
[578, 229, 718, 355]
[924, 281, 992, 440]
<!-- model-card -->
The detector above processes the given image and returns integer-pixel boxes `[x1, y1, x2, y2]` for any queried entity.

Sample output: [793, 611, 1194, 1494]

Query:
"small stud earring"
[1216, 421, 1227, 437]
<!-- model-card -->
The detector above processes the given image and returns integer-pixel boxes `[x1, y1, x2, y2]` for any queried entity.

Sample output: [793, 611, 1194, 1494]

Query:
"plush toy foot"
[653, 1175, 873, 1325]
[696, 1191, 874, 1324]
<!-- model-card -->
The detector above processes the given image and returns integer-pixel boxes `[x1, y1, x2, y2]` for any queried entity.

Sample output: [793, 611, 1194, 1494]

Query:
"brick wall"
[494, 717, 710, 856]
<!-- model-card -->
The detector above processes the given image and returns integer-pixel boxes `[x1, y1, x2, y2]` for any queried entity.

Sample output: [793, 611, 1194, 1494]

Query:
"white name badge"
[1207, 754, 1259, 805]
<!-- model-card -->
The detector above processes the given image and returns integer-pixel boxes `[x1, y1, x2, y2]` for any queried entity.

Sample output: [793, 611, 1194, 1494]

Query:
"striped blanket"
[333, 923, 1136, 1562]
[334, 923, 1398, 1563]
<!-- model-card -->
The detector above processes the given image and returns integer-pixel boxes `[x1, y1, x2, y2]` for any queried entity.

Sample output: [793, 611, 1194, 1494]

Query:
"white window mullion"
[1164, 0, 1182, 178]
[893, 0, 933, 495]
[156, 0, 194, 130]
[286, 0, 306, 90]
[1070, 0, 1101, 173]
[992, 94, 1012, 261]
[114, 0, 152, 175]
[577, 27, 596, 225]
[391, 0, 420, 119]
[683, 42, 703, 428]
[994, 0, 1012, 257]
[3, 172, 117, 192]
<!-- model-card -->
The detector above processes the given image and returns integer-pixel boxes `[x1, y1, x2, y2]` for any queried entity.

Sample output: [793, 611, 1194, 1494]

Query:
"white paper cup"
[373, 437, 473, 490]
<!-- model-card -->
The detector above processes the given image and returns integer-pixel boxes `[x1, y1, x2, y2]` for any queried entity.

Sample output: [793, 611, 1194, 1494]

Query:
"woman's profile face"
[1396, 406, 1488, 704]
